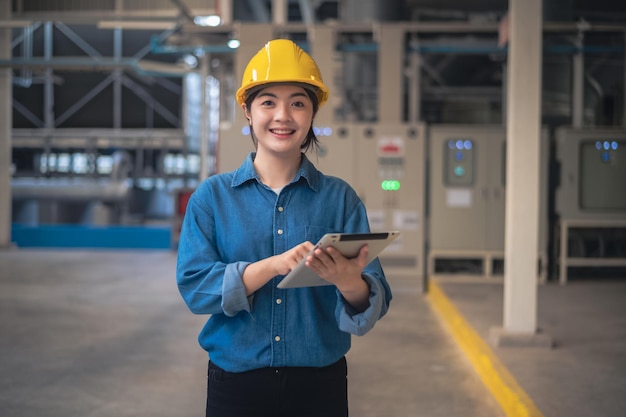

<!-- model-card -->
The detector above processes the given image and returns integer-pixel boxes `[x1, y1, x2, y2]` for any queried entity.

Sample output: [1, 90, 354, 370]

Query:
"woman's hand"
[305, 245, 371, 311]
[271, 241, 315, 276]
[242, 241, 314, 295]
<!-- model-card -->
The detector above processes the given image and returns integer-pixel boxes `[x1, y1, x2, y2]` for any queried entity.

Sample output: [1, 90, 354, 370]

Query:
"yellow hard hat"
[236, 39, 329, 107]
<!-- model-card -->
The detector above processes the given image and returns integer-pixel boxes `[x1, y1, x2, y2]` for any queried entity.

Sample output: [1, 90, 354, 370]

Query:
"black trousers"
[206, 357, 348, 417]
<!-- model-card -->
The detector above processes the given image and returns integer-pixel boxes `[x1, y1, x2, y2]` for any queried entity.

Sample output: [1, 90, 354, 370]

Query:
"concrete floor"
[438, 278, 626, 417]
[1, 249, 624, 417]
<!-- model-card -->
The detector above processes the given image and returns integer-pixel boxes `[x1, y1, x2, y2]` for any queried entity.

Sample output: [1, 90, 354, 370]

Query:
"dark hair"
[244, 85, 320, 153]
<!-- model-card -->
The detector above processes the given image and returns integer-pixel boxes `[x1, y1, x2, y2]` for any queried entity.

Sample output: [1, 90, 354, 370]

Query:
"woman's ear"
[242, 103, 251, 124]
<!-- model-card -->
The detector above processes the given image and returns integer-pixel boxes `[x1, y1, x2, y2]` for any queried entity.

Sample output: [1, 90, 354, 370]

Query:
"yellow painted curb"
[427, 280, 545, 417]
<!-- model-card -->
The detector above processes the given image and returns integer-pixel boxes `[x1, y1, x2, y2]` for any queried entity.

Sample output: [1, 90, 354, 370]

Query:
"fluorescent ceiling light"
[194, 15, 222, 27]
[183, 54, 198, 68]
[97, 20, 177, 30]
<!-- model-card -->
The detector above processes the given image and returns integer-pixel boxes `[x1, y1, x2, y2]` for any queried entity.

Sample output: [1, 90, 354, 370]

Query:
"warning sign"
[377, 137, 405, 157]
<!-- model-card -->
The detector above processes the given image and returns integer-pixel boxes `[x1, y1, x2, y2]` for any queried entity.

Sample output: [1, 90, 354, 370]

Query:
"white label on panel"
[446, 188, 472, 207]
[368, 210, 386, 231]
[393, 210, 419, 230]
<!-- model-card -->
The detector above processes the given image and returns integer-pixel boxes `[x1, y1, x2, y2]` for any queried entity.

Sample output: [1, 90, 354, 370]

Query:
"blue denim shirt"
[176, 153, 392, 372]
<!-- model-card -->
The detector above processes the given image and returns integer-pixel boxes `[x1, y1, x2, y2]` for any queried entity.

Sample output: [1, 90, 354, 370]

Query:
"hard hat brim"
[237, 81, 326, 106]
[236, 80, 329, 107]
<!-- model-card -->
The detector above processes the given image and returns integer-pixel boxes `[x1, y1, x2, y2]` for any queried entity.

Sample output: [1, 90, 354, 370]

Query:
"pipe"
[150, 36, 235, 55]
[0, 56, 188, 77]
[339, 43, 625, 54]
[11, 178, 131, 202]
[12, 150, 132, 202]
[1, 42, 622, 68]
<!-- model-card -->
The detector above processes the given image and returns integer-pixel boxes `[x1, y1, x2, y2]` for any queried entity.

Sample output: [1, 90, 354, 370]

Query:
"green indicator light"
[381, 180, 401, 191]
[454, 166, 465, 177]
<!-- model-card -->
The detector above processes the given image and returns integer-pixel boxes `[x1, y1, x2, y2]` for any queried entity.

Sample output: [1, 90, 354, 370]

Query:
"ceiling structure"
[7, 0, 626, 24]
[4, 0, 625, 215]
[5, 0, 626, 129]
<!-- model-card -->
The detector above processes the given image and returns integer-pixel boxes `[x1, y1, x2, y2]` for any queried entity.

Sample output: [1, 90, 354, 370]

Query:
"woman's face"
[243, 84, 314, 157]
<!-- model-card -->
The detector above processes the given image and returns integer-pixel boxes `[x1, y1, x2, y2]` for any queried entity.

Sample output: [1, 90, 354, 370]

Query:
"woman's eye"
[292, 101, 305, 108]
[261, 100, 274, 106]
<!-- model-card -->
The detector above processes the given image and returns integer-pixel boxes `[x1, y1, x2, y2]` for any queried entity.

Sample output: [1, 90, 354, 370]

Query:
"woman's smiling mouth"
[270, 128, 296, 136]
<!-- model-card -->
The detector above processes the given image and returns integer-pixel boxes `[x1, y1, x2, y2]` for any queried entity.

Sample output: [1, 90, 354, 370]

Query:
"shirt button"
[275, 336, 281, 342]
[277, 229, 283, 235]
[276, 298, 282, 304]
[278, 207, 284, 212]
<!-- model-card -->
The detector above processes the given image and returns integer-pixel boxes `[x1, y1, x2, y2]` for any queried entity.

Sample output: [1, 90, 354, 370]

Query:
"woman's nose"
[274, 103, 292, 121]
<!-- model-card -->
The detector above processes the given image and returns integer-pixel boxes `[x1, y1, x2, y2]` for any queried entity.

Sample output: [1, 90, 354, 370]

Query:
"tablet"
[277, 231, 400, 289]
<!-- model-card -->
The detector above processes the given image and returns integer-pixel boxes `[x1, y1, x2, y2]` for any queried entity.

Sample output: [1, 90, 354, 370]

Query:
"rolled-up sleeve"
[335, 273, 389, 336]
[222, 262, 254, 316]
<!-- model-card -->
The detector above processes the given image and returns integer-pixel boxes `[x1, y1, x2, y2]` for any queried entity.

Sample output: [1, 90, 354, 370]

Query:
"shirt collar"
[231, 152, 320, 192]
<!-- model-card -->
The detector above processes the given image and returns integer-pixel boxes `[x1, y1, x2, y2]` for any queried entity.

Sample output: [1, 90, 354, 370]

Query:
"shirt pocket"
[305, 225, 337, 244]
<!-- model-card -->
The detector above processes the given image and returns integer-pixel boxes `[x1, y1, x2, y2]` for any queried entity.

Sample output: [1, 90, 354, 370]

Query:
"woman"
[176, 38, 392, 417]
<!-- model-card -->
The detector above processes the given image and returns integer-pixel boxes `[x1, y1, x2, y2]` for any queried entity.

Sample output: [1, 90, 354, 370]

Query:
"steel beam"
[0, 0, 11, 247]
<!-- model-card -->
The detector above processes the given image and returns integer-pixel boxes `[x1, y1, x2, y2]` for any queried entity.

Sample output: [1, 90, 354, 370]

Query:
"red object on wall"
[177, 190, 194, 216]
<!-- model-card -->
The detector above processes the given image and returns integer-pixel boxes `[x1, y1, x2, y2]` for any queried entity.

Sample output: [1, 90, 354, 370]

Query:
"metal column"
[309, 25, 335, 124]
[0, 0, 11, 248]
[113, 28, 123, 129]
[272, 0, 288, 25]
[572, 30, 584, 127]
[491, 0, 552, 347]
[217, 0, 232, 25]
[199, 52, 210, 181]
[43, 22, 54, 129]
[377, 25, 403, 124]
[407, 38, 422, 123]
